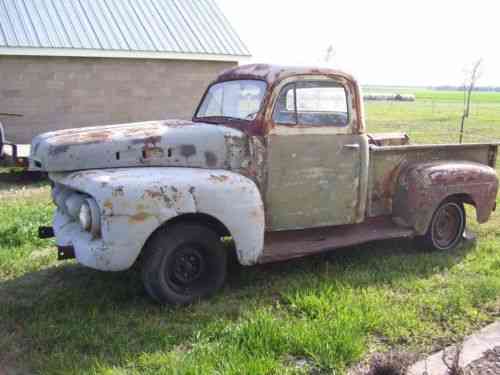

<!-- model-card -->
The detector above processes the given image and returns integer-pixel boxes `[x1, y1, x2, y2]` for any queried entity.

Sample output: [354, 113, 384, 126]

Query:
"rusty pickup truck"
[31, 64, 499, 305]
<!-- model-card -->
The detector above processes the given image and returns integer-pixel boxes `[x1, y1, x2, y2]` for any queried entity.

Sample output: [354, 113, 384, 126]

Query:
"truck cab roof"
[215, 64, 358, 88]
[194, 64, 364, 135]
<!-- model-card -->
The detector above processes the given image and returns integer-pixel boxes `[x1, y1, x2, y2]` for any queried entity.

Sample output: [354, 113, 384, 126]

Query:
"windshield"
[196, 80, 267, 121]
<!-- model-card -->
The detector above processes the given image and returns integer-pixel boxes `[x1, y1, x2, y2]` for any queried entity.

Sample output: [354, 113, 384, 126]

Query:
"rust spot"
[131, 135, 162, 145]
[103, 200, 113, 210]
[112, 186, 125, 197]
[368, 133, 410, 147]
[142, 146, 164, 159]
[51, 130, 115, 146]
[143, 189, 162, 199]
[180, 144, 196, 158]
[209, 174, 230, 183]
[128, 212, 152, 224]
[205, 151, 218, 167]
[49, 144, 70, 156]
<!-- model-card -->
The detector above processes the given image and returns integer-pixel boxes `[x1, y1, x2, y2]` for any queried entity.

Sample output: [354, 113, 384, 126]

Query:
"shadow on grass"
[0, 169, 46, 184]
[0, 236, 476, 373]
[0, 170, 48, 196]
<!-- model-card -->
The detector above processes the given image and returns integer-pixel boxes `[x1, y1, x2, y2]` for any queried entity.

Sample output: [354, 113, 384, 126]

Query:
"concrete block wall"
[0, 56, 235, 143]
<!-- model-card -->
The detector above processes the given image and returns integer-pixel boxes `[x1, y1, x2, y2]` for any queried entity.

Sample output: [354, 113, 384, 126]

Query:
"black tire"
[420, 198, 466, 251]
[141, 223, 227, 305]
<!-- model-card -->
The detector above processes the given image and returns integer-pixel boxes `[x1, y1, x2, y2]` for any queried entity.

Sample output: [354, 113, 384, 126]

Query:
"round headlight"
[79, 198, 101, 237]
[79, 201, 92, 231]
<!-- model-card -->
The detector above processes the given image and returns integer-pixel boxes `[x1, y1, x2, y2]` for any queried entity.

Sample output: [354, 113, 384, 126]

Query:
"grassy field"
[366, 89, 500, 144]
[1, 91, 500, 374]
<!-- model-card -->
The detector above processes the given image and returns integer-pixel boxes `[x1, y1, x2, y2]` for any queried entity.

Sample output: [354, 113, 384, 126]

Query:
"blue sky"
[218, 0, 500, 87]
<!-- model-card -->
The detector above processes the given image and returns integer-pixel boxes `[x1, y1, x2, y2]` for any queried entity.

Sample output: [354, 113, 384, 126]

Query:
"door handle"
[344, 143, 360, 150]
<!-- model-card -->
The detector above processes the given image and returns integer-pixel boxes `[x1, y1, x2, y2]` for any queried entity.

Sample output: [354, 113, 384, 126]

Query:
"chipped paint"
[204, 151, 218, 167]
[103, 199, 113, 210]
[392, 161, 499, 233]
[368, 143, 499, 219]
[180, 144, 197, 158]
[49, 168, 265, 270]
[208, 174, 230, 183]
[128, 212, 153, 224]
[29, 121, 253, 177]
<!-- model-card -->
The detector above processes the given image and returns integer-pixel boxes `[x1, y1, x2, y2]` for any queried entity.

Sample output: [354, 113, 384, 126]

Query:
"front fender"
[393, 161, 498, 234]
[51, 167, 265, 269]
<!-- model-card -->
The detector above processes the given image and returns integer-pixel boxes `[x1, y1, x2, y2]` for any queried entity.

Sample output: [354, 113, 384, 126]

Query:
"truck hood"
[30, 120, 250, 172]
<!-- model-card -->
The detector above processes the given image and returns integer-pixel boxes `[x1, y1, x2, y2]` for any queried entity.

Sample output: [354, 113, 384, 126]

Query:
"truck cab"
[32, 64, 499, 305]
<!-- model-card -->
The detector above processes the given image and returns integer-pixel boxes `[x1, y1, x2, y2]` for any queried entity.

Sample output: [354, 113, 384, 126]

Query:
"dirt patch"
[0, 170, 45, 185]
[0, 360, 33, 375]
[463, 346, 500, 375]
[349, 351, 419, 375]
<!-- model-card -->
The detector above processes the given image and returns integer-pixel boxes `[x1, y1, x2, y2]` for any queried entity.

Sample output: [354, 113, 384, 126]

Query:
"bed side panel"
[368, 144, 497, 217]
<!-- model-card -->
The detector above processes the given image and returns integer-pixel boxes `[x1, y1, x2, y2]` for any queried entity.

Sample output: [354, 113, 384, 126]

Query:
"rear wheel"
[141, 223, 227, 305]
[421, 199, 466, 251]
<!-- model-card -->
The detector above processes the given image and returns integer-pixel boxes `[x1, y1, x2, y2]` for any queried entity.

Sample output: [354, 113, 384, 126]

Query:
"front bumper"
[38, 225, 76, 260]
[53, 209, 114, 270]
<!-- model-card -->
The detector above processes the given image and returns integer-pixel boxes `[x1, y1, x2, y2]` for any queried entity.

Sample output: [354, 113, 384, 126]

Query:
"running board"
[258, 216, 414, 264]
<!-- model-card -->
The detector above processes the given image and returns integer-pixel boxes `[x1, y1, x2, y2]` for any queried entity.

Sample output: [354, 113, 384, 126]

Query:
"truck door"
[265, 77, 367, 231]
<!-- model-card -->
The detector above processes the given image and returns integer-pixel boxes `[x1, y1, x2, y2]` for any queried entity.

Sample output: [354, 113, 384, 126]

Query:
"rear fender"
[393, 161, 498, 234]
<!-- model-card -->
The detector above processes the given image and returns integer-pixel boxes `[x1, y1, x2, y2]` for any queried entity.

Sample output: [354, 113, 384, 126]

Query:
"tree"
[459, 59, 483, 144]
[324, 45, 336, 64]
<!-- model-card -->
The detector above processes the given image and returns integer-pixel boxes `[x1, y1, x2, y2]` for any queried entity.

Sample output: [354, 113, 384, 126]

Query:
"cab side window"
[273, 81, 349, 126]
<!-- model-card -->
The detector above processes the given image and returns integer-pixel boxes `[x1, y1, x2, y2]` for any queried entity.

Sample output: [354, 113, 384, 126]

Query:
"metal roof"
[0, 0, 250, 59]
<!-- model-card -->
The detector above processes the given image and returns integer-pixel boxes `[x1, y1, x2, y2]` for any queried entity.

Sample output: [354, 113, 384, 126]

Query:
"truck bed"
[367, 142, 498, 217]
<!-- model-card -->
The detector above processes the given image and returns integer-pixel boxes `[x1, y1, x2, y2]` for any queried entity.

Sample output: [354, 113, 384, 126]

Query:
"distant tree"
[459, 59, 483, 144]
[324, 45, 336, 65]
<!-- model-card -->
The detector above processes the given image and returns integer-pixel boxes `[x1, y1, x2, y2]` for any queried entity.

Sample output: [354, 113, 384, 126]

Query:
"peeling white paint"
[50, 168, 265, 270]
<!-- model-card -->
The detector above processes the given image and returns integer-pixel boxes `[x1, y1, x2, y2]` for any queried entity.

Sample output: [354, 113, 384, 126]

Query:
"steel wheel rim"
[432, 202, 464, 250]
[167, 245, 207, 291]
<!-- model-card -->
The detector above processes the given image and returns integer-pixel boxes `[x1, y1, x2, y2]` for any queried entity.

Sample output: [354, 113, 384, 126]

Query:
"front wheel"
[420, 199, 466, 251]
[141, 223, 227, 305]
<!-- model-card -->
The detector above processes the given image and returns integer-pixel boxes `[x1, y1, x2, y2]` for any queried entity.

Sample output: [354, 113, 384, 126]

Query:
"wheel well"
[135, 213, 234, 267]
[414, 193, 476, 236]
[445, 193, 476, 208]
[161, 213, 232, 238]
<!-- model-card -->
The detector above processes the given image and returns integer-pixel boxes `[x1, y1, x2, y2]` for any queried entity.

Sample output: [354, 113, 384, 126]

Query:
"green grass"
[0, 189, 53, 279]
[1, 91, 500, 374]
[366, 96, 500, 144]
[364, 87, 500, 103]
[414, 90, 500, 103]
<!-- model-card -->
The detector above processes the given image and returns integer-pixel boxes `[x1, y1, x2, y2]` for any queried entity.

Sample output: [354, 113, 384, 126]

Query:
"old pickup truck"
[31, 64, 499, 305]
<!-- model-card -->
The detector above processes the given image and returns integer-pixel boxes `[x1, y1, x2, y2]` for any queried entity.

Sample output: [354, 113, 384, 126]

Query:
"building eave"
[0, 47, 251, 62]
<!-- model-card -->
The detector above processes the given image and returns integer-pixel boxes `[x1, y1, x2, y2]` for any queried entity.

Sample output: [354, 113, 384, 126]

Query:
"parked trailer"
[0, 113, 30, 168]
